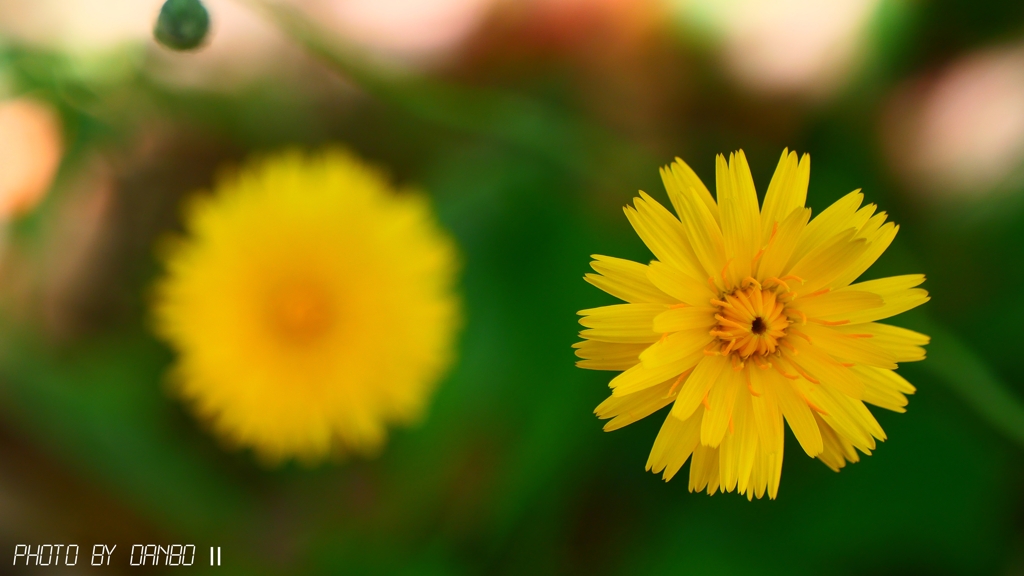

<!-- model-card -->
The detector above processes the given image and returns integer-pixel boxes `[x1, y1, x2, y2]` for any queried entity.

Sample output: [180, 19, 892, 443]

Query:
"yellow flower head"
[153, 149, 460, 464]
[576, 150, 929, 499]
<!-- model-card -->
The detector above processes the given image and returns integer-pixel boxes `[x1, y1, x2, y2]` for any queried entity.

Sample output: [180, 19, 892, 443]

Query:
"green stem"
[917, 317, 1024, 447]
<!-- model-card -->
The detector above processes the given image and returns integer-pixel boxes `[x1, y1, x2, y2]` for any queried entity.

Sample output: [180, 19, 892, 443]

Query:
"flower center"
[751, 316, 767, 335]
[268, 281, 334, 344]
[711, 283, 790, 360]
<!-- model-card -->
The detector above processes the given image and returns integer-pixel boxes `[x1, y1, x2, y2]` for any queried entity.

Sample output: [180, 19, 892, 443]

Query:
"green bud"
[154, 0, 210, 51]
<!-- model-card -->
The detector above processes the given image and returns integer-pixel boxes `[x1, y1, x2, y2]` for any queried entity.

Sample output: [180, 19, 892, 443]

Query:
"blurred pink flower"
[883, 45, 1024, 200]
[0, 0, 160, 52]
[309, 0, 496, 62]
[673, 0, 882, 98]
[0, 98, 63, 218]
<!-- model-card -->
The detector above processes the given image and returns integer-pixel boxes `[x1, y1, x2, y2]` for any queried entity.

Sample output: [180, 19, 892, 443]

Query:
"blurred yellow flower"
[576, 150, 928, 499]
[153, 149, 460, 464]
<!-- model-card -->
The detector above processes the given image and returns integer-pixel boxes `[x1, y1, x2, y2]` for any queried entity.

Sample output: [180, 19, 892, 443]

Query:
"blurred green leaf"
[916, 317, 1024, 447]
[0, 327, 257, 537]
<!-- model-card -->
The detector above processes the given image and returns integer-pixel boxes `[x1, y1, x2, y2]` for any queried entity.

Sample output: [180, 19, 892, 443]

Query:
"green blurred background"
[0, 0, 1022, 573]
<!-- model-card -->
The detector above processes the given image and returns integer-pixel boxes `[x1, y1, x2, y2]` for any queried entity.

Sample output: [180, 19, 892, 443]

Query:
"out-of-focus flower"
[152, 149, 460, 464]
[0, 98, 63, 218]
[0, 0, 160, 53]
[671, 0, 883, 98]
[882, 45, 1024, 200]
[0, 0, 496, 89]
[307, 0, 496, 63]
[576, 150, 928, 499]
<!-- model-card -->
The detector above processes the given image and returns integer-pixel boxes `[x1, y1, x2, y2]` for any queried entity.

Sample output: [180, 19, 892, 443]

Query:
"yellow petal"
[639, 330, 710, 368]
[830, 218, 898, 289]
[839, 274, 930, 324]
[767, 434, 784, 499]
[783, 339, 865, 399]
[647, 261, 717, 305]
[852, 365, 915, 413]
[585, 255, 676, 304]
[578, 303, 665, 343]
[671, 354, 729, 421]
[760, 149, 809, 243]
[573, 340, 648, 371]
[597, 379, 676, 431]
[627, 192, 705, 279]
[787, 229, 870, 295]
[836, 322, 929, 362]
[611, 351, 702, 396]
[755, 206, 810, 282]
[789, 289, 883, 320]
[646, 407, 703, 480]
[749, 366, 784, 454]
[854, 368, 910, 412]
[733, 393, 759, 493]
[815, 413, 860, 472]
[789, 189, 864, 265]
[701, 365, 742, 447]
[660, 164, 727, 281]
[768, 368, 823, 457]
[796, 379, 883, 452]
[688, 443, 720, 494]
[717, 151, 761, 286]
[790, 324, 898, 369]
[652, 306, 717, 333]
[662, 157, 719, 224]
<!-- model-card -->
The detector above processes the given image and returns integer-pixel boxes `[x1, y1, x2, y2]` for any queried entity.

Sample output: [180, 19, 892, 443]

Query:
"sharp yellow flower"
[576, 149, 929, 499]
[153, 149, 460, 464]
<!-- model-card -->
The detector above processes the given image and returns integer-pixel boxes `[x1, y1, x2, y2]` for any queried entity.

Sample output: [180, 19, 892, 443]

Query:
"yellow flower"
[153, 149, 460, 464]
[576, 150, 929, 499]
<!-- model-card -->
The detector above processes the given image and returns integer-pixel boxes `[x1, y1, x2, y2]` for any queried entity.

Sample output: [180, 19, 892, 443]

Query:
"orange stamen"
[801, 395, 829, 415]
[801, 287, 831, 299]
[788, 309, 807, 324]
[786, 359, 820, 384]
[772, 362, 800, 380]
[762, 277, 790, 291]
[720, 258, 734, 286]
[667, 369, 691, 397]
[808, 318, 850, 326]
[722, 338, 738, 355]
[745, 370, 761, 396]
[731, 355, 745, 371]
